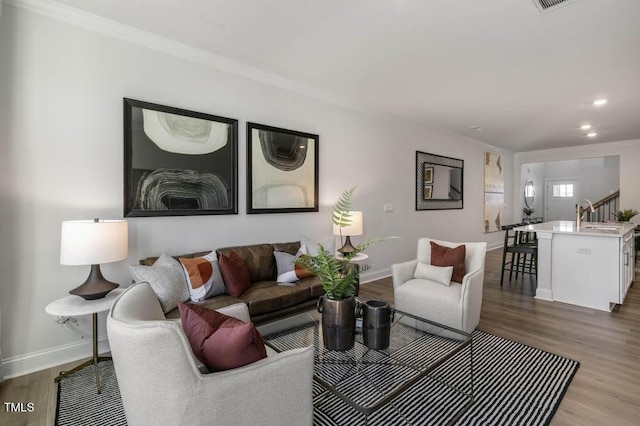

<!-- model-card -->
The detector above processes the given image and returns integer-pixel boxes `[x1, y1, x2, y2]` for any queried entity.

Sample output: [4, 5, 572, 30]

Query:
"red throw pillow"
[178, 302, 267, 372]
[430, 241, 466, 284]
[218, 251, 252, 296]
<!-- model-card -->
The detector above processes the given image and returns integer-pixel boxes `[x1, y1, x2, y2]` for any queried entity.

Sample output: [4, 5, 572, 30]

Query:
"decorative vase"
[317, 295, 356, 351]
[361, 300, 393, 350]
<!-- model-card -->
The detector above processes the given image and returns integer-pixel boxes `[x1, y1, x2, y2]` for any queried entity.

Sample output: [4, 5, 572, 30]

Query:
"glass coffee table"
[259, 307, 474, 425]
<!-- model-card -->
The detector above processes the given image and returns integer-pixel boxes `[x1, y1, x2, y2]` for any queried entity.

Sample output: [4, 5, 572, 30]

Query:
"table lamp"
[60, 218, 128, 300]
[333, 211, 363, 255]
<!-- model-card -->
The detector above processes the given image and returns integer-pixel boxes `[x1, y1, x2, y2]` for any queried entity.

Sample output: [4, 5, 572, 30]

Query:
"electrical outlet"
[577, 247, 591, 254]
[384, 204, 394, 213]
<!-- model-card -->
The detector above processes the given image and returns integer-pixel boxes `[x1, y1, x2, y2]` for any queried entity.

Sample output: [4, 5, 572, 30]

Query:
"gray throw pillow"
[130, 253, 189, 313]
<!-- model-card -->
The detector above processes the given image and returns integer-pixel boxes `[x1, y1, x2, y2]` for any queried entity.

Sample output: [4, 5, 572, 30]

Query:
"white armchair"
[107, 282, 314, 426]
[392, 238, 487, 333]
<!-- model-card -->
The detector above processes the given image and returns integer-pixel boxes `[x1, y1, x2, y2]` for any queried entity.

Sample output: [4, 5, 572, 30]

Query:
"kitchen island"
[515, 220, 636, 311]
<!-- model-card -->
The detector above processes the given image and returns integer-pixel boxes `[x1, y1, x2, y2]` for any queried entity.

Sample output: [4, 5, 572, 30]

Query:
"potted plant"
[612, 209, 639, 222]
[296, 188, 396, 350]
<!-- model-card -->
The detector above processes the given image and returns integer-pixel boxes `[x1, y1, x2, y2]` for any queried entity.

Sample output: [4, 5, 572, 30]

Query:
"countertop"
[515, 220, 636, 237]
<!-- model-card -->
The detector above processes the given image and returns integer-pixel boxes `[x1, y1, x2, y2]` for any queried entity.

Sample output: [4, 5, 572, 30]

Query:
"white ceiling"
[44, 0, 640, 152]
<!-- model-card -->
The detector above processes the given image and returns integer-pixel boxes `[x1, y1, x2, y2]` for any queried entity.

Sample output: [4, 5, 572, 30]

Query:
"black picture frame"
[416, 151, 464, 210]
[247, 122, 319, 214]
[123, 98, 238, 217]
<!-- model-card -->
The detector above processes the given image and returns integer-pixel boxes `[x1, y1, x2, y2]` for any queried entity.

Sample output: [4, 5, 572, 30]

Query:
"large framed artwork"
[483, 152, 504, 233]
[415, 151, 463, 210]
[124, 98, 238, 217]
[247, 122, 319, 214]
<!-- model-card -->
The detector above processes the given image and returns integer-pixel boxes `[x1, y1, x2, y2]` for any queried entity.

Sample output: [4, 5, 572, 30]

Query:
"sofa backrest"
[216, 241, 301, 282]
[139, 241, 302, 283]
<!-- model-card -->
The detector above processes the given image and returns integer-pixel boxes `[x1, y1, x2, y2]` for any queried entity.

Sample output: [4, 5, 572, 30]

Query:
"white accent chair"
[392, 238, 487, 333]
[107, 282, 314, 426]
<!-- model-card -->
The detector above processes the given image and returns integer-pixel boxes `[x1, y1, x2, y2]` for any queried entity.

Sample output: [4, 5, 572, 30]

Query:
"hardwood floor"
[1, 248, 639, 425]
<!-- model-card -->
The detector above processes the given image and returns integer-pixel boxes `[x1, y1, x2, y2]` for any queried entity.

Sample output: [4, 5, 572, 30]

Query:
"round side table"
[45, 288, 124, 393]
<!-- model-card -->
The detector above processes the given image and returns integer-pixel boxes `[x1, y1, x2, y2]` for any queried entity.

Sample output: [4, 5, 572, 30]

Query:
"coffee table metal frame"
[261, 307, 474, 424]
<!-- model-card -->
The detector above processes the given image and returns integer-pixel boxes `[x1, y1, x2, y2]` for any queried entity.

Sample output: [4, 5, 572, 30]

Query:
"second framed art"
[247, 122, 319, 214]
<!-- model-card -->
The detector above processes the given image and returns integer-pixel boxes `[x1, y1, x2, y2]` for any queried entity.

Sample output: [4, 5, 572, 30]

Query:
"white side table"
[45, 288, 124, 393]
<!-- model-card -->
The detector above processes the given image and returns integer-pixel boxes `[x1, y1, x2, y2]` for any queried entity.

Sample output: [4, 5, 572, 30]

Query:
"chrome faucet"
[576, 199, 595, 228]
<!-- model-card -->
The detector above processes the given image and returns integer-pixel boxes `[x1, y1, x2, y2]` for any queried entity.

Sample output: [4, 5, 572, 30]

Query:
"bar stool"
[500, 224, 537, 287]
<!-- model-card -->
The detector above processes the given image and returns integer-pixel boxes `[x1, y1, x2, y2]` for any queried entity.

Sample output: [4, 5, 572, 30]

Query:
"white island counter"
[515, 220, 636, 311]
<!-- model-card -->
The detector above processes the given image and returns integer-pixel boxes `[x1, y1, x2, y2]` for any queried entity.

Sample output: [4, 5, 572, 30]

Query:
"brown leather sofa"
[140, 241, 323, 324]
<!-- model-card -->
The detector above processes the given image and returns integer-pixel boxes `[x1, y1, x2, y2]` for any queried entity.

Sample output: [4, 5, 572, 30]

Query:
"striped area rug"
[55, 331, 579, 426]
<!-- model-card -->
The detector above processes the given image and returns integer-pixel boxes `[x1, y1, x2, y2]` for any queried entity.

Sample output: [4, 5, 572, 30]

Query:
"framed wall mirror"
[524, 180, 535, 208]
[416, 151, 464, 210]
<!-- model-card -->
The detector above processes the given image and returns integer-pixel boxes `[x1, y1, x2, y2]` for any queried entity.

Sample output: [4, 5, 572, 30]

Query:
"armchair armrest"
[392, 260, 418, 290]
[185, 346, 314, 425]
[216, 302, 250, 323]
[460, 266, 485, 332]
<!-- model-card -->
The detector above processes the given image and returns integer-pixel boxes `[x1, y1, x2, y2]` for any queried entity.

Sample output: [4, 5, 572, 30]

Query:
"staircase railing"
[580, 190, 619, 222]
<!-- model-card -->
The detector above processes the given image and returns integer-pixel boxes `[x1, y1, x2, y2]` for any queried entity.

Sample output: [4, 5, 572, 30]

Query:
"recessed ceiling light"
[470, 126, 483, 131]
[580, 124, 592, 130]
[587, 132, 597, 137]
[593, 98, 608, 106]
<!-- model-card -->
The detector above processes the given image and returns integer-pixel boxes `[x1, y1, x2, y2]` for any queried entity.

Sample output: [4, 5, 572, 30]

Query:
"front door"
[545, 178, 578, 221]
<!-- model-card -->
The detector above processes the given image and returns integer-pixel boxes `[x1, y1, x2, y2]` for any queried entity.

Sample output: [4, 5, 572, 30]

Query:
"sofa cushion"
[129, 253, 189, 313]
[430, 241, 466, 283]
[178, 302, 267, 372]
[218, 251, 252, 297]
[240, 281, 313, 316]
[179, 253, 226, 302]
[217, 243, 276, 282]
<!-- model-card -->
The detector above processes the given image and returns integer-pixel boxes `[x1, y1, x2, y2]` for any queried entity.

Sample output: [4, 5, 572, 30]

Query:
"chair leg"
[509, 252, 516, 282]
[500, 248, 508, 287]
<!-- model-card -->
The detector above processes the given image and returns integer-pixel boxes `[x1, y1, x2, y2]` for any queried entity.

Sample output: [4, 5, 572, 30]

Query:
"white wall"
[0, 5, 511, 377]
[514, 140, 640, 224]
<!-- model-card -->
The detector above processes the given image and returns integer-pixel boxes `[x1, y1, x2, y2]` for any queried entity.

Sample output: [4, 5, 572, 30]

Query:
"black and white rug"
[56, 331, 579, 426]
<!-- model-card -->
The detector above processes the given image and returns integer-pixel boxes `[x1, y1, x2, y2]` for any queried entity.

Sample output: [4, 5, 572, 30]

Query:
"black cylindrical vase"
[317, 295, 356, 351]
[362, 300, 392, 350]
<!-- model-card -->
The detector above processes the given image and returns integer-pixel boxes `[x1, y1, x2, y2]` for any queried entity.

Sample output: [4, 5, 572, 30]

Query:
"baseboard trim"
[3, 335, 110, 380]
[361, 268, 391, 284]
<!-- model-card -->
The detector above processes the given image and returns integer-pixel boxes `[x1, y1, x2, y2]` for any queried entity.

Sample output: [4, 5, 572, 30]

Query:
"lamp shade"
[60, 220, 128, 265]
[333, 211, 363, 236]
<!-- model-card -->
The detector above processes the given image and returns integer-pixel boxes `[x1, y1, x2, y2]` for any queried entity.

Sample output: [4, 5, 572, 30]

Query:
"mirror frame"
[415, 151, 464, 210]
[524, 180, 535, 208]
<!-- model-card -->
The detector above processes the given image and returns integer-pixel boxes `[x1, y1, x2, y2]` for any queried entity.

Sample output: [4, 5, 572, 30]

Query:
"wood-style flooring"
[1, 248, 639, 425]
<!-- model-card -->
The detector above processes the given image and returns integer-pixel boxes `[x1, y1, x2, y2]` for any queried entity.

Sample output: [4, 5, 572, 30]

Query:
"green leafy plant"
[523, 207, 535, 216]
[296, 188, 397, 300]
[612, 209, 639, 222]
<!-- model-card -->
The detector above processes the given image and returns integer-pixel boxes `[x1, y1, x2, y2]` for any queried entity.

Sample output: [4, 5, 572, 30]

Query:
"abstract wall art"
[483, 152, 504, 233]
[123, 98, 238, 217]
[247, 122, 318, 214]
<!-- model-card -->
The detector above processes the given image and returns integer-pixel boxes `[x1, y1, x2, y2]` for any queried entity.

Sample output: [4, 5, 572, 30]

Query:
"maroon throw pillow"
[178, 302, 267, 372]
[430, 241, 466, 284]
[218, 251, 252, 296]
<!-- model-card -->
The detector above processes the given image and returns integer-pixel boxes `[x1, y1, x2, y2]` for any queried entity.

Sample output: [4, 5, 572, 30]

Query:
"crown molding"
[515, 138, 640, 161]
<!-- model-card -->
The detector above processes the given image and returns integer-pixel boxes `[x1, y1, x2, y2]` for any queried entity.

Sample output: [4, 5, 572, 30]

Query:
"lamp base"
[338, 236, 358, 256]
[69, 264, 119, 300]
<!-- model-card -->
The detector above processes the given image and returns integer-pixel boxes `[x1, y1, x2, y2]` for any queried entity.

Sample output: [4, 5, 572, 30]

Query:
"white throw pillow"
[130, 253, 189, 313]
[413, 262, 454, 286]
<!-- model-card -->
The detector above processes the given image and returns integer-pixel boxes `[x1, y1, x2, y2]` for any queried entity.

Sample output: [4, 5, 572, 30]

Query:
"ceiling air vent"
[532, 0, 577, 13]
